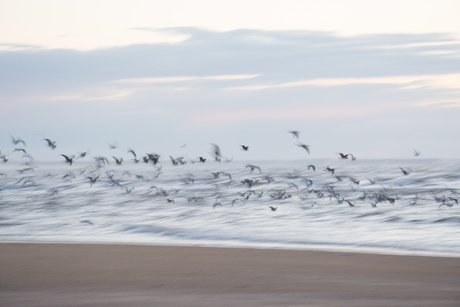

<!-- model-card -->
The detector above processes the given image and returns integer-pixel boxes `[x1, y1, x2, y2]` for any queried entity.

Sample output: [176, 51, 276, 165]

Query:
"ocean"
[1, 158, 459, 257]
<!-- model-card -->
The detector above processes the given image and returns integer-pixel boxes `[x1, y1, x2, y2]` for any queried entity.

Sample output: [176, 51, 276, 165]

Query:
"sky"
[1, 0, 460, 162]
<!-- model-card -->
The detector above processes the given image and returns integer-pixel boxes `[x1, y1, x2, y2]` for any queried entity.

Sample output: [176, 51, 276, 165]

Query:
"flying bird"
[296, 143, 310, 154]
[241, 145, 249, 151]
[413, 149, 420, 157]
[338, 153, 349, 159]
[269, 206, 278, 211]
[288, 131, 300, 139]
[210, 143, 222, 162]
[307, 164, 316, 171]
[399, 167, 410, 176]
[10, 135, 26, 146]
[43, 138, 57, 149]
[61, 154, 74, 166]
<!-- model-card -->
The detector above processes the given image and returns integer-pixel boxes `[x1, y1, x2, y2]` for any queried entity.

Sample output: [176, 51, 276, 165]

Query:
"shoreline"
[1, 239, 460, 258]
[1, 242, 459, 306]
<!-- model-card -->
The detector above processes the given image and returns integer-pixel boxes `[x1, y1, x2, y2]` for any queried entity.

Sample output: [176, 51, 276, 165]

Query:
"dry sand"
[1, 242, 459, 306]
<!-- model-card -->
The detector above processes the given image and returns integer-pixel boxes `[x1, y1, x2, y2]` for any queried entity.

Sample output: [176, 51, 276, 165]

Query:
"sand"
[1, 243, 459, 306]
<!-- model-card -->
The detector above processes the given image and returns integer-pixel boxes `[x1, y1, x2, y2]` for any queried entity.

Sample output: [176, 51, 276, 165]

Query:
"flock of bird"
[1, 132, 458, 216]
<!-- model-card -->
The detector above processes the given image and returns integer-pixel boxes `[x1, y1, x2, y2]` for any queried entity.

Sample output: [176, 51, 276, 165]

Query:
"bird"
[413, 149, 420, 157]
[61, 154, 74, 166]
[107, 142, 119, 150]
[246, 164, 262, 173]
[288, 131, 300, 139]
[296, 143, 310, 154]
[87, 176, 99, 187]
[10, 135, 26, 146]
[80, 220, 94, 227]
[399, 167, 410, 176]
[338, 153, 349, 159]
[241, 145, 249, 151]
[307, 164, 316, 171]
[210, 143, 222, 162]
[269, 206, 278, 211]
[325, 167, 335, 175]
[128, 149, 140, 163]
[349, 153, 357, 161]
[199, 157, 206, 163]
[112, 156, 123, 165]
[43, 138, 57, 149]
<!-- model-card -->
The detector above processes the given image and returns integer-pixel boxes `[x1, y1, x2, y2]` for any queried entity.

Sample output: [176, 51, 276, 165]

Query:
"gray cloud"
[1, 28, 459, 160]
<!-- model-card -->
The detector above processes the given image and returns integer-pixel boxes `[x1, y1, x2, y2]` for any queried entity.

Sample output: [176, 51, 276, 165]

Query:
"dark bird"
[107, 142, 119, 150]
[296, 143, 310, 154]
[210, 143, 222, 162]
[78, 150, 90, 158]
[13, 148, 27, 154]
[399, 167, 410, 176]
[80, 220, 94, 227]
[112, 156, 123, 165]
[288, 131, 300, 139]
[10, 135, 26, 146]
[307, 164, 316, 171]
[61, 154, 74, 166]
[241, 145, 249, 151]
[344, 200, 355, 207]
[128, 149, 139, 163]
[338, 153, 349, 159]
[87, 176, 99, 187]
[246, 164, 262, 173]
[269, 206, 278, 211]
[43, 138, 57, 149]
[325, 167, 335, 175]
[199, 157, 206, 163]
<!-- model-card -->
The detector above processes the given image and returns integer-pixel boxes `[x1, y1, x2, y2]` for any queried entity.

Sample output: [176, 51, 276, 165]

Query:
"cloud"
[1, 28, 460, 159]
[114, 74, 261, 84]
[225, 73, 460, 91]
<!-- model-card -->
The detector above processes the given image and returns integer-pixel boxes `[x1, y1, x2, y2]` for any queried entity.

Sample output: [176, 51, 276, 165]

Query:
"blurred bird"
[61, 154, 74, 166]
[288, 131, 300, 139]
[10, 135, 26, 146]
[43, 138, 57, 149]
[296, 143, 310, 154]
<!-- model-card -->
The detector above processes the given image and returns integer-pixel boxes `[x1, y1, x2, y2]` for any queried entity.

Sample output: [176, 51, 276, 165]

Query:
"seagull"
[43, 139, 57, 149]
[338, 153, 349, 159]
[307, 164, 316, 171]
[241, 145, 249, 151]
[80, 220, 94, 227]
[288, 131, 300, 139]
[112, 156, 123, 165]
[87, 176, 99, 187]
[296, 143, 310, 154]
[61, 154, 74, 166]
[349, 153, 357, 161]
[246, 164, 262, 173]
[107, 142, 119, 150]
[269, 206, 278, 211]
[413, 149, 420, 157]
[325, 167, 335, 175]
[10, 135, 26, 146]
[210, 143, 222, 162]
[399, 167, 410, 176]
[128, 149, 139, 163]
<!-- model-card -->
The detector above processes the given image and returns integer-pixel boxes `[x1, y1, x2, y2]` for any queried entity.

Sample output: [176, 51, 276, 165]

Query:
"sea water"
[1, 159, 459, 257]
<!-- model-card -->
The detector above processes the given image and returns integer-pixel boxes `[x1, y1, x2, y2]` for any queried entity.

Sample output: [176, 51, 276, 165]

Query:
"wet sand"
[1, 242, 459, 306]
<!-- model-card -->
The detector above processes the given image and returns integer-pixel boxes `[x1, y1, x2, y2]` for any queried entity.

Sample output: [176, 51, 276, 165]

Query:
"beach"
[1, 243, 459, 306]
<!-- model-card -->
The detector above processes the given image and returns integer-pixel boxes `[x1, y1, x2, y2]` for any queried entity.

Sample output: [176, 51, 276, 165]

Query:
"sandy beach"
[1, 243, 459, 306]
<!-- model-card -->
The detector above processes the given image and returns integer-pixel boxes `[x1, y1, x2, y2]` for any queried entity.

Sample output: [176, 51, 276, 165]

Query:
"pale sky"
[1, 0, 459, 161]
